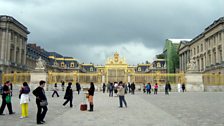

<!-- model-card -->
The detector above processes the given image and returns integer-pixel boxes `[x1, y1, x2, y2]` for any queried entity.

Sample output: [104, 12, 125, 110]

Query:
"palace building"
[80, 52, 167, 83]
[0, 15, 30, 73]
[179, 17, 224, 74]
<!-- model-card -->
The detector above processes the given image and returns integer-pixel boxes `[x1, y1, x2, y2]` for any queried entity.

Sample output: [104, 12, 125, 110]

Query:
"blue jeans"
[119, 96, 127, 107]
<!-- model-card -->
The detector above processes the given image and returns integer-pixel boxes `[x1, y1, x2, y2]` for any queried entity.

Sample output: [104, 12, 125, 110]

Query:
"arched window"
[90, 67, 93, 72]
[138, 67, 141, 71]
[70, 62, 74, 67]
[61, 62, 64, 67]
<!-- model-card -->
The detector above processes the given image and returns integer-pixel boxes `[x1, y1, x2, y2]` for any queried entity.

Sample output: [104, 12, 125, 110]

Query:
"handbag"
[40, 100, 48, 106]
[5, 94, 11, 103]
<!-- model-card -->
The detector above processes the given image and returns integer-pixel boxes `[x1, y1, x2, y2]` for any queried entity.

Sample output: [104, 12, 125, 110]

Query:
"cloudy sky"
[0, 0, 223, 65]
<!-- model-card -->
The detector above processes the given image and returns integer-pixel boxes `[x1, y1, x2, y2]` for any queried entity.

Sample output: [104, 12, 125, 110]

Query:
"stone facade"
[179, 17, 224, 74]
[0, 15, 30, 73]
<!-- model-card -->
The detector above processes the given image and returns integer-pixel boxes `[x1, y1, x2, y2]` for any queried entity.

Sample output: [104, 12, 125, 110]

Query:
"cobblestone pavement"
[0, 90, 224, 126]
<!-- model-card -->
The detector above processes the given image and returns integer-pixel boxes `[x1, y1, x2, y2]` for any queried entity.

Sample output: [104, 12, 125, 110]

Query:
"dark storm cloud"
[0, 0, 224, 64]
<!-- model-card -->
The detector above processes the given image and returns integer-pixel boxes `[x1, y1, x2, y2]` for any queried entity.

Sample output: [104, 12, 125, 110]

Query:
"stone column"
[6, 31, 11, 63]
[0, 30, 6, 60]
[222, 32, 224, 62]
[128, 74, 131, 83]
[13, 35, 17, 63]
[179, 54, 182, 71]
[102, 75, 105, 84]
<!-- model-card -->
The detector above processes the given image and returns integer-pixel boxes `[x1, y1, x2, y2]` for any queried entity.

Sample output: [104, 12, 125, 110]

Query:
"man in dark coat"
[165, 81, 171, 95]
[76, 82, 81, 95]
[63, 82, 73, 107]
[33, 80, 48, 124]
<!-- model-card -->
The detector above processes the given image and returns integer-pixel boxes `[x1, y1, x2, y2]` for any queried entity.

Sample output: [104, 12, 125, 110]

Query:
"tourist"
[107, 82, 110, 93]
[128, 82, 131, 93]
[88, 82, 95, 112]
[114, 82, 118, 96]
[32, 80, 48, 124]
[143, 83, 146, 93]
[117, 81, 127, 108]
[109, 83, 114, 97]
[154, 83, 158, 95]
[146, 82, 151, 94]
[182, 83, 186, 92]
[61, 80, 65, 91]
[102, 83, 106, 93]
[19, 82, 30, 119]
[130, 82, 136, 94]
[165, 81, 171, 95]
[63, 82, 73, 108]
[0, 81, 15, 115]
[52, 83, 59, 97]
[76, 82, 81, 95]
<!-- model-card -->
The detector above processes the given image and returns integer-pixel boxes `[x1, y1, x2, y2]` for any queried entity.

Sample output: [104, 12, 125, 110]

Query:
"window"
[201, 44, 203, 52]
[138, 67, 141, 72]
[197, 46, 199, 53]
[157, 62, 161, 67]
[90, 67, 93, 72]
[61, 62, 64, 67]
[194, 48, 196, 55]
[70, 62, 74, 67]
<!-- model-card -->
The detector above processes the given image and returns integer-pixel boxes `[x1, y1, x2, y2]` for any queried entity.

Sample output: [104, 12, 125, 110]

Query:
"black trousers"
[0, 98, 13, 114]
[109, 90, 113, 97]
[63, 98, 73, 107]
[52, 90, 59, 97]
[36, 102, 48, 123]
[119, 96, 127, 107]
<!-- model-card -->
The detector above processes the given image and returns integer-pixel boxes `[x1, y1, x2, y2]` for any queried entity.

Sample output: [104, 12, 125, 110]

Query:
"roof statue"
[106, 52, 126, 65]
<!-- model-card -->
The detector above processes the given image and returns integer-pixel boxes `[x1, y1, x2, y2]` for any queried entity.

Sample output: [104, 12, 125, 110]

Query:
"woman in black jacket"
[32, 80, 48, 124]
[88, 82, 95, 112]
[63, 82, 73, 108]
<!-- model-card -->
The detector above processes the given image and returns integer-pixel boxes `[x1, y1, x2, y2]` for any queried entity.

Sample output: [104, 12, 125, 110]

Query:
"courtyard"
[0, 90, 224, 126]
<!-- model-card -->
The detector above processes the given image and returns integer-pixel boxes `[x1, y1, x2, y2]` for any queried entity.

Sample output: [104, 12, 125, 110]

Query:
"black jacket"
[88, 85, 95, 96]
[64, 85, 73, 99]
[33, 87, 47, 102]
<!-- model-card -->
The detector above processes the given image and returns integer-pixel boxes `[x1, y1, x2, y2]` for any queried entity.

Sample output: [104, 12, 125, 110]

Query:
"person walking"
[76, 82, 81, 95]
[19, 82, 30, 119]
[117, 81, 127, 108]
[32, 80, 48, 124]
[109, 83, 114, 97]
[102, 83, 106, 93]
[63, 82, 73, 108]
[182, 83, 186, 92]
[165, 81, 171, 95]
[130, 82, 135, 95]
[88, 82, 95, 112]
[61, 81, 65, 91]
[128, 83, 131, 93]
[146, 82, 151, 94]
[154, 83, 158, 95]
[52, 83, 59, 97]
[0, 81, 15, 115]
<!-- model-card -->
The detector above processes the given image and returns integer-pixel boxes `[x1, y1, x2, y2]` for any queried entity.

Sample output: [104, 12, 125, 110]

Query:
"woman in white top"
[19, 82, 30, 119]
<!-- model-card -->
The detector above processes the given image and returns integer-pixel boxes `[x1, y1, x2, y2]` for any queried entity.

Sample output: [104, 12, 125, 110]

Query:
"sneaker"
[37, 122, 44, 125]
[20, 116, 24, 119]
[41, 120, 45, 123]
[9, 112, 15, 115]
[0, 113, 5, 116]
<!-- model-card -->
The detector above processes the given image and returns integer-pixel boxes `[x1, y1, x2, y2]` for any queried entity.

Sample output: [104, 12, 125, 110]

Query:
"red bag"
[80, 104, 87, 111]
